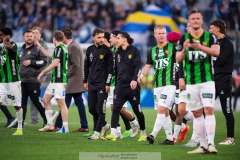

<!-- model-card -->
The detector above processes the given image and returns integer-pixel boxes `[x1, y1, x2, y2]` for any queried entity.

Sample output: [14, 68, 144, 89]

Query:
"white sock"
[181, 123, 186, 131]
[63, 122, 68, 131]
[191, 120, 198, 142]
[205, 115, 216, 145]
[194, 115, 207, 149]
[150, 114, 165, 138]
[140, 130, 146, 136]
[94, 131, 100, 136]
[130, 119, 139, 127]
[117, 126, 121, 133]
[45, 110, 53, 125]
[111, 128, 116, 137]
[16, 108, 23, 130]
[163, 115, 173, 141]
[173, 124, 181, 139]
[184, 111, 194, 122]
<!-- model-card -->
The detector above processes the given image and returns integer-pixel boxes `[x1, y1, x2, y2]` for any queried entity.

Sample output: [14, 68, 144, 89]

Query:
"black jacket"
[115, 45, 141, 87]
[19, 44, 47, 83]
[213, 36, 234, 81]
[84, 44, 113, 90]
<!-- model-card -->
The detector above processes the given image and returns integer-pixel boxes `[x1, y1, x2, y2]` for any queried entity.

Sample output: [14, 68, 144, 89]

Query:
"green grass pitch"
[0, 107, 239, 160]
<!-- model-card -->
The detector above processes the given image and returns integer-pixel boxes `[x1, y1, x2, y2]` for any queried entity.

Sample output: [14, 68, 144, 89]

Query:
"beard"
[25, 41, 33, 46]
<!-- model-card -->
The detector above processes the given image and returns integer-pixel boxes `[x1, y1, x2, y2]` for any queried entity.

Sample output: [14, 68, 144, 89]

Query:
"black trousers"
[21, 82, 47, 124]
[88, 88, 108, 132]
[112, 85, 145, 130]
[215, 80, 235, 138]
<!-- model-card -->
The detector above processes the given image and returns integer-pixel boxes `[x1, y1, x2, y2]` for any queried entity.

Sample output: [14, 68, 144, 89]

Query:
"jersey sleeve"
[10, 42, 18, 53]
[210, 34, 219, 46]
[146, 50, 153, 64]
[83, 47, 90, 83]
[53, 46, 63, 59]
[176, 36, 185, 51]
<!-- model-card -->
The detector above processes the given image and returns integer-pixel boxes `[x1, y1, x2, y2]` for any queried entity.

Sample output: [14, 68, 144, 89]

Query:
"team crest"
[176, 44, 182, 51]
[165, 50, 169, 54]
[187, 93, 191, 100]
[128, 54, 132, 59]
[28, 51, 31, 54]
[202, 41, 207, 46]
[100, 54, 104, 59]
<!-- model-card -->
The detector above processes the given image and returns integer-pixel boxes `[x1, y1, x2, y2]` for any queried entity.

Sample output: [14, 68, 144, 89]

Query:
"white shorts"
[185, 81, 215, 111]
[106, 86, 127, 108]
[154, 85, 176, 110]
[45, 83, 67, 99]
[178, 89, 188, 104]
[0, 81, 21, 106]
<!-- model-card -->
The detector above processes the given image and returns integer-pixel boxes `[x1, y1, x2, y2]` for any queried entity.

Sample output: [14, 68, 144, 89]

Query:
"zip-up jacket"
[213, 36, 234, 81]
[115, 45, 141, 87]
[84, 44, 113, 90]
[19, 44, 47, 83]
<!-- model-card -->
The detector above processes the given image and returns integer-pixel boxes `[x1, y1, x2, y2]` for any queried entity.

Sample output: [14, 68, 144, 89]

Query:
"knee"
[204, 107, 214, 115]
[178, 105, 187, 116]
[157, 106, 167, 114]
[88, 108, 96, 114]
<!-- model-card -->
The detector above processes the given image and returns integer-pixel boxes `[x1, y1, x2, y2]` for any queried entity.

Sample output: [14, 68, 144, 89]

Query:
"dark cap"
[0, 27, 13, 37]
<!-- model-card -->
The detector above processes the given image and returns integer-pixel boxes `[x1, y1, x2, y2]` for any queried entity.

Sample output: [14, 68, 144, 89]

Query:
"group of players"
[0, 9, 235, 154]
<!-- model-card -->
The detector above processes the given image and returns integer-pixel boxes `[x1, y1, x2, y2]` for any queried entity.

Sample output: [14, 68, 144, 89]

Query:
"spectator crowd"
[0, 0, 239, 43]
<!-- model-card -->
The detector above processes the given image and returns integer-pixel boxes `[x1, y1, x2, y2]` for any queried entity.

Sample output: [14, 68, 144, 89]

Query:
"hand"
[189, 39, 201, 49]
[34, 40, 41, 49]
[84, 83, 88, 90]
[105, 85, 110, 92]
[183, 39, 190, 51]
[37, 72, 43, 82]
[137, 75, 143, 84]
[179, 78, 186, 90]
[130, 80, 137, 90]
[23, 60, 31, 66]
[3, 36, 11, 48]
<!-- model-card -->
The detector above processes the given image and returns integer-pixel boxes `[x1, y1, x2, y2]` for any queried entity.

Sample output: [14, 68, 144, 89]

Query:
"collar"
[22, 43, 34, 49]
[66, 40, 73, 47]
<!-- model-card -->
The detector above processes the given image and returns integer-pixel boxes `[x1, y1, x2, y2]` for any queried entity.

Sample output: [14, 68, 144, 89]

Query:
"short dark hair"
[111, 30, 121, 37]
[104, 32, 110, 43]
[0, 27, 13, 37]
[92, 28, 104, 37]
[210, 19, 226, 34]
[53, 30, 64, 42]
[188, 9, 203, 17]
[23, 29, 33, 35]
[62, 28, 72, 39]
[119, 32, 134, 44]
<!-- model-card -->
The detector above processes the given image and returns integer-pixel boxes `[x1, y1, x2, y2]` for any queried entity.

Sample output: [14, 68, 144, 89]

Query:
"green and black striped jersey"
[0, 42, 21, 83]
[146, 42, 176, 87]
[177, 31, 219, 84]
[51, 44, 68, 83]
